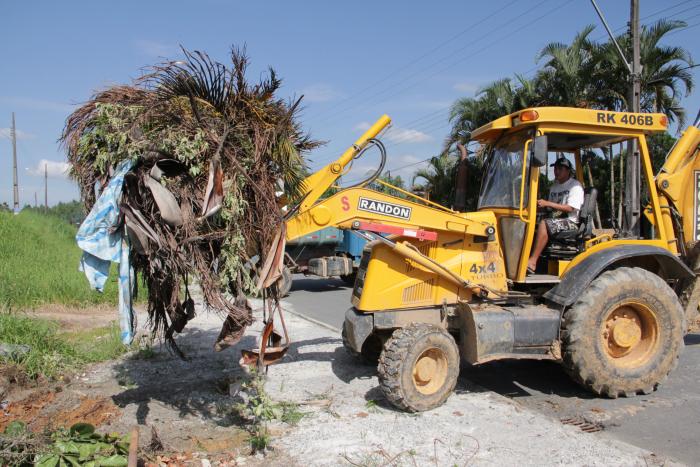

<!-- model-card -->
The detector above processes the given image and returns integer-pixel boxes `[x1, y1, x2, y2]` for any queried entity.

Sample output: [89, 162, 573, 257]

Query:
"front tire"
[378, 323, 460, 412]
[562, 267, 684, 398]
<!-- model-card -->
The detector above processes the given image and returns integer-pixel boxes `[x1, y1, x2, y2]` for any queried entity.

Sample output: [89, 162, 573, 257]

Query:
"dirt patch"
[0, 363, 36, 390]
[42, 397, 121, 431]
[0, 390, 56, 431]
[0, 391, 120, 432]
[26, 304, 144, 331]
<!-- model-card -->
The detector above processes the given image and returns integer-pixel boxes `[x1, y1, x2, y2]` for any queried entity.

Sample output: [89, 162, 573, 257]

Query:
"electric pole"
[11, 113, 19, 214]
[590, 0, 642, 237]
[44, 163, 48, 211]
[625, 0, 642, 237]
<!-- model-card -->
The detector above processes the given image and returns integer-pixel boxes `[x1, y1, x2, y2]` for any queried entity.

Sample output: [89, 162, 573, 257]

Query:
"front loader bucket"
[240, 311, 290, 367]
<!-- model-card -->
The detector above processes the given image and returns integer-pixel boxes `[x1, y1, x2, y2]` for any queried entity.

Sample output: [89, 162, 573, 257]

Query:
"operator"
[526, 157, 584, 273]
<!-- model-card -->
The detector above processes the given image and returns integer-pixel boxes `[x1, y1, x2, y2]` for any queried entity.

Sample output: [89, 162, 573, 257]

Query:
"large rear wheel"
[378, 323, 459, 412]
[561, 267, 684, 398]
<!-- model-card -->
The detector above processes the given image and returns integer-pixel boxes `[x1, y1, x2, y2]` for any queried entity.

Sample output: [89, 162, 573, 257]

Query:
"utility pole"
[590, 0, 642, 237]
[11, 113, 19, 214]
[34, 192, 37, 208]
[44, 163, 48, 211]
[625, 0, 642, 237]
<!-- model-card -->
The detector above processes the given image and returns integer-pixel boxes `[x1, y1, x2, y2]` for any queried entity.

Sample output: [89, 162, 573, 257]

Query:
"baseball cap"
[550, 157, 573, 170]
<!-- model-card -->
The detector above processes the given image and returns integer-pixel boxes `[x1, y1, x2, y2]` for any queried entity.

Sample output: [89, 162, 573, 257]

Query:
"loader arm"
[286, 186, 495, 242]
[297, 115, 392, 212]
[288, 114, 495, 242]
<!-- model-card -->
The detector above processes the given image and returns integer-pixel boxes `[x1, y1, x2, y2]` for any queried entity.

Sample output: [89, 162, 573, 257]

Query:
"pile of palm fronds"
[62, 47, 320, 353]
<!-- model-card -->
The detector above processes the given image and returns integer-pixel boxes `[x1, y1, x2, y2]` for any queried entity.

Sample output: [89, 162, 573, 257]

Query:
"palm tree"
[596, 19, 694, 126]
[411, 152, 458, 207]
[535, 25, 603, 108]
[446, 74, 538, 148]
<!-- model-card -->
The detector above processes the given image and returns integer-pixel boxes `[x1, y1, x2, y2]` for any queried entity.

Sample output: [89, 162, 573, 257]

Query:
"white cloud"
[395, 154, 422, 165]
[299, 84, 343, 103]
[453, 82, 480, 94]
[0, 128, 34, 140]
[354, 121, 371, 131]
[27, 159, 71, 178]
[133, 39, 178, 58]
[385, 127, 432, 144]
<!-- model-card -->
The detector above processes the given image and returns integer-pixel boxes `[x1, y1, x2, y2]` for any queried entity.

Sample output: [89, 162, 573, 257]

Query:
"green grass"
[0, 210, 118, 308]
[0, 310, 128, 380]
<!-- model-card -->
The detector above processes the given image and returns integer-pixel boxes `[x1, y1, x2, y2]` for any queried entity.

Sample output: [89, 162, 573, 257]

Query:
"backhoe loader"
[284, 107, 700, 412]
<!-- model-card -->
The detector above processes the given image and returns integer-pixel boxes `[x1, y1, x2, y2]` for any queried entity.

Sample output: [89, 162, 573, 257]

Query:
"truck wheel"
[277, 266, 293, 297]
[378, 323, 459, 412]
[341, 323, 383, 365]
[340, 272, 357, 287]
[561, 267, 684, 398]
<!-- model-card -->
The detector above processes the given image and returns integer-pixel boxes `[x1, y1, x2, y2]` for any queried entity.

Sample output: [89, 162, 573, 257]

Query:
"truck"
[279, 227, 367, 295]
[281, 108, 700, 412]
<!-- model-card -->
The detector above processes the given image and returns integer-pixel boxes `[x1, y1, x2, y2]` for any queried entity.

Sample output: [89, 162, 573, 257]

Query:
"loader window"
[478, 130, 531, 210]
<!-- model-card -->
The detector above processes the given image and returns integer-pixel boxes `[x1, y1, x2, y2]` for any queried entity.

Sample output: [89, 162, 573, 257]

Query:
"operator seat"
[544, 187, 598, 260]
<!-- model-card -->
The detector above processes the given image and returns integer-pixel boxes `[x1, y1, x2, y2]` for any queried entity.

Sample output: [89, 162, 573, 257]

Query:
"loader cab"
[472, 107, 672, 285]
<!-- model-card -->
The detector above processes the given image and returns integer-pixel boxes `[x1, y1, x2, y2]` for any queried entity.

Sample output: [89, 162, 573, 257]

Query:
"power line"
[308, 1, 699, 170]
[306, 0, 522, 122]
[317, 0, 555, 127]
[309, 0, 565, 166]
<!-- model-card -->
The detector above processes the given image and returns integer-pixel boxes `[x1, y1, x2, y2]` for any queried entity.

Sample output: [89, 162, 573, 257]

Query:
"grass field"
[0, 210, 118, 309]
[0, 309, 128, 380]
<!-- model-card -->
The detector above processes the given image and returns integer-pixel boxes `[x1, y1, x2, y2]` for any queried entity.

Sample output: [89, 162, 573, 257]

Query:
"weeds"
[0, 421, 48, 466]
[233, 370, 306, 453]
[0, 421, 130, 467]
[0, 309, 129, 381]
[365, 399, 380, 413]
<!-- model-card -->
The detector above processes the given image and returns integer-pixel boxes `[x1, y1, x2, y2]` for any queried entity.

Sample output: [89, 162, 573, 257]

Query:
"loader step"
[524, 274, 560, 284]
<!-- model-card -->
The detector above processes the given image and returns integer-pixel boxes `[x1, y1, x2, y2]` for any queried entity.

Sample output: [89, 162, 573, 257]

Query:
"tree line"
[403, 20, 693, 221]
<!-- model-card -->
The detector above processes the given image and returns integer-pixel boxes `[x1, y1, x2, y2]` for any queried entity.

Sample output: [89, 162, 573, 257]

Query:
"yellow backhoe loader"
[284, 107, 700, 412]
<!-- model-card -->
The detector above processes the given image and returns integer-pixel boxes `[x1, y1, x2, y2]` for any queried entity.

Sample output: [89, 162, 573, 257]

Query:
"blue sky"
[2, 0, 699, 206]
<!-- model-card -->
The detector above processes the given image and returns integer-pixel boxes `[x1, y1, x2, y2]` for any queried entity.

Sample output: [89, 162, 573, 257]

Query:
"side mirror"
[531, 135, 548, 167]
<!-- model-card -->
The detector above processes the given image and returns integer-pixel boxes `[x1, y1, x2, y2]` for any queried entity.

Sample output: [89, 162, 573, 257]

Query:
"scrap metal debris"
[62, 46, 320, 355]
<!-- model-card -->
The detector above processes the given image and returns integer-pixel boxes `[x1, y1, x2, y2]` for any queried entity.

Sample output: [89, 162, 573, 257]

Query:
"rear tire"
[561, 267, 684, 398]
[378, 323, 459, 412]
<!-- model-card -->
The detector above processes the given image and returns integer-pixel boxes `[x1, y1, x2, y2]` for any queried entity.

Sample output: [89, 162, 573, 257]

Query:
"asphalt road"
[284, 273, 700, 465]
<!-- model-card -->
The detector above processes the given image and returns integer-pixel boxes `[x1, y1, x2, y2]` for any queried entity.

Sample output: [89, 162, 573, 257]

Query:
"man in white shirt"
[527, 157, 584, 273]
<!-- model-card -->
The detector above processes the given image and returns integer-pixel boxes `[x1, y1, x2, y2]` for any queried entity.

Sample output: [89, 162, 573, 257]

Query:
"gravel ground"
[12, 293, 683, 465]
[264, 300, 682, 466]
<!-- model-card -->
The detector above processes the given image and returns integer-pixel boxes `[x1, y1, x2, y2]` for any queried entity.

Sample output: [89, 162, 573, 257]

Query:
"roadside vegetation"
[0, 307, 128, 381]
[1, 420, 130, 466]
[0, 210, 117, 309]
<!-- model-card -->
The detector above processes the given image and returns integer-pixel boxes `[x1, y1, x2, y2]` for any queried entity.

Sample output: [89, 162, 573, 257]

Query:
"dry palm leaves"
[62, 47, 320, 355]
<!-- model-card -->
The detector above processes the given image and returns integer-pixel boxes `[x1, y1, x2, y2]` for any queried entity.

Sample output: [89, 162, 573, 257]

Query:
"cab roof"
[471, 106, 669, 143]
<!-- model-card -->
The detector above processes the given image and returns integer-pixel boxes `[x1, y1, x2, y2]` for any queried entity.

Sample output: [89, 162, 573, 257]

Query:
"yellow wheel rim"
[412, 348, 448, 395]
[601, 301, 659, 367]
